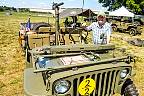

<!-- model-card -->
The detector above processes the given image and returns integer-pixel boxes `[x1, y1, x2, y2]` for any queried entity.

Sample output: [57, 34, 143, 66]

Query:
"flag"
[26, 18, 31, 32]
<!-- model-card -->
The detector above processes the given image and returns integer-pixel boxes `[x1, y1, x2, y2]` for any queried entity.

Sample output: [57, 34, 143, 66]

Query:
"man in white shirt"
[83, 11, 112, 44]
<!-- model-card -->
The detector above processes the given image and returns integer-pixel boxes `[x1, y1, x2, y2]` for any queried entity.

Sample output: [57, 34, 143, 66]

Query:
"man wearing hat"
[83, 11, 112, 45]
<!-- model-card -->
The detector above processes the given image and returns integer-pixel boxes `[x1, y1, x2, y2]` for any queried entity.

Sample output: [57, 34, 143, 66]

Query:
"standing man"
[83, 11, 112, 44]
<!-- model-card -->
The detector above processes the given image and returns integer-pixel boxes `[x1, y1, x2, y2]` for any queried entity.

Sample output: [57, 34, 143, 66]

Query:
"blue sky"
[0, 0, 107, 11]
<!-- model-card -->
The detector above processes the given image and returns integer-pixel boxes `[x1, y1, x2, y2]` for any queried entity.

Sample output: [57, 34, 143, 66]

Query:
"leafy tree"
[0, 6, 30, 12]
[11, 7, 17, 12]
[98, 0, 144, 15]
[0, 6, 4, 11]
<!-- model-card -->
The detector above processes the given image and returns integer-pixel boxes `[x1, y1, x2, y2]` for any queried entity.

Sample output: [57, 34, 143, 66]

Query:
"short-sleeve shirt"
[86, 22, 112, 44]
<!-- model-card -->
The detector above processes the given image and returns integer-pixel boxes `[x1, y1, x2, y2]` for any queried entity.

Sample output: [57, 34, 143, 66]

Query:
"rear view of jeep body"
[24, 44, 138, 96]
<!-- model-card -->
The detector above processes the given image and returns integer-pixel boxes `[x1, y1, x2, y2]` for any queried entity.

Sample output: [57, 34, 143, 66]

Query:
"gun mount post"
[52, 2, 64, 45]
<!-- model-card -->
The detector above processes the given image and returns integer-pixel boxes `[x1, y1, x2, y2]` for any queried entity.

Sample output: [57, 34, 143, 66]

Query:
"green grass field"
[0, 12, 52, 95]
[0, 12, 144, 96]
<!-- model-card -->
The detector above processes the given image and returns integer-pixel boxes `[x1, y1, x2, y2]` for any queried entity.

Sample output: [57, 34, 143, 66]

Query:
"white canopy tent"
[109, 6, 134, 17]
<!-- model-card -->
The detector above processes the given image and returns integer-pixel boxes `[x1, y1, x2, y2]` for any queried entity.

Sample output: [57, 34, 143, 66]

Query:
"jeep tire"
[112, 25, 117, 32]
[123, 84, 139, 96]
[129, 28, 137, 36]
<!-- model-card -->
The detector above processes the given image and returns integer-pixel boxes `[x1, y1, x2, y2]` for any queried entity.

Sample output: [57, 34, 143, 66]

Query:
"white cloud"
[40, 2, 45, 5]
[53, 0, 76, 3]
[22, 1, 25, 4]
[66, 0, 75, 1]
[0, 1, 6, 5]
[39, 2, 49, 7]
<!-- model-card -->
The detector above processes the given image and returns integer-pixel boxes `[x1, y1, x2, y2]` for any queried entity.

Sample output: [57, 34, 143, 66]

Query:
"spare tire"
[32, 22, 51, 32]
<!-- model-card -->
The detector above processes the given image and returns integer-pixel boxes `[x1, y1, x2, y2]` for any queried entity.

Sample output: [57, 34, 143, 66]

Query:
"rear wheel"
[112, 25, 117, 32]
[129, 28, 137, 36]
[123, 84, 139, 96]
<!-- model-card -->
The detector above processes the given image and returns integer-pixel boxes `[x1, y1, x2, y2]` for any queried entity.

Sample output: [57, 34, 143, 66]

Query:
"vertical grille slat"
[79, 76, 84, 96]
[72, 69, 120, 96]
[112, 71, 120, 94]
[97, 73, 102, 96]
[100, 72, 106, 95]
[94, 74, 98, 96]
[106, 71, 112, 96]
[109, 71, 117, 95]
[92, 74, 96, 96]
[107, 70, 115, 95]
[102, 72, 108, 96]
[71, 78, 74, 96]
[76, 78, 80, 96]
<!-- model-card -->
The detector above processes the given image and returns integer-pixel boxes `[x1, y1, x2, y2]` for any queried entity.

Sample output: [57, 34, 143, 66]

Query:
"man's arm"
[81, 23, 94, 31]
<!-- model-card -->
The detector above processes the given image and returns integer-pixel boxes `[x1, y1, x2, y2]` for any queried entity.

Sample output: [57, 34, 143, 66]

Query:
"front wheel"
[112, 25, 117, 32]
[123, 84, 139, 96]
[129, 28, 137, 36]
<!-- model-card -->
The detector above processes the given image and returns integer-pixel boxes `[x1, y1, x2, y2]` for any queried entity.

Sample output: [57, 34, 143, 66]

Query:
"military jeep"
[111, 17, 142, 36]
[24, 43, 139, 96]
[23, 2, 139, 96]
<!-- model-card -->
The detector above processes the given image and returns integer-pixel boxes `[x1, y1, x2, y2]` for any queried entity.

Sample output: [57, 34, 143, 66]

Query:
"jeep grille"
[64, 69, 120, 96]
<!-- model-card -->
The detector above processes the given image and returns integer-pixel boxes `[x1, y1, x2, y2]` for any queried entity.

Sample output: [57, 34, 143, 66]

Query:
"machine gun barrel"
[56, 2, 64, 7]
[52, 2, 64, 9]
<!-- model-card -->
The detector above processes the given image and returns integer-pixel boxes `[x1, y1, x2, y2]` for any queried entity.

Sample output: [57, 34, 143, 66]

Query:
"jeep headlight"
[54, 80, 71, 94]
[120, 69, 129, 79]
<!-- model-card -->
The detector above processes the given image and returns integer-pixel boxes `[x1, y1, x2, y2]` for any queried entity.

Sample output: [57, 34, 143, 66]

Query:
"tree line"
[99, 0, 144, 15]
[0, 6, 30, 12]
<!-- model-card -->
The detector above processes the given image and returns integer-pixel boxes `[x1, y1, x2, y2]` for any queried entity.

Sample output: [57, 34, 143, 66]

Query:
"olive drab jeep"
[111, 16, 143, 36]
[23, 2, 139, 96]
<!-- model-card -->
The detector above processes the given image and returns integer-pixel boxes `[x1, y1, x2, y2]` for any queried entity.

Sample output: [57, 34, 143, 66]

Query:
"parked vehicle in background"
[133, 15, 144, 25]
[121, 15, 144, 25]
[111, 16, 143, 36]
